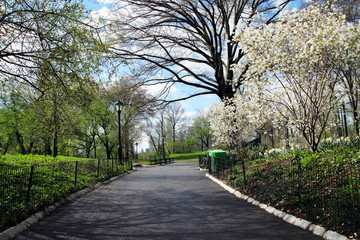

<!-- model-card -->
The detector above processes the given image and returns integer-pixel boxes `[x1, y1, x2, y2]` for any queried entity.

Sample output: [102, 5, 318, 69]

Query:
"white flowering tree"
[232, 4, 351, 151]
[209, 92, 272, 149]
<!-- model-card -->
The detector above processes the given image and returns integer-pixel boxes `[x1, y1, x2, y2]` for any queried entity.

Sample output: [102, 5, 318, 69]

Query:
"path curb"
[205, 173, 349, 240]
[0, 170, 136, 240]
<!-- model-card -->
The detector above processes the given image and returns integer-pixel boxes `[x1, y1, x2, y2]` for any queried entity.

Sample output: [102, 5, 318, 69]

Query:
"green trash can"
[210, 150, 226, 173]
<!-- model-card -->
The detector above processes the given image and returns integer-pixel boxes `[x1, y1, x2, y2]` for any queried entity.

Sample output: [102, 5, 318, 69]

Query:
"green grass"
[137, 152, 203, 163]
[170, 152, 203, 161]
[0, 154, 97, 165]
[134, 158, 151, 165]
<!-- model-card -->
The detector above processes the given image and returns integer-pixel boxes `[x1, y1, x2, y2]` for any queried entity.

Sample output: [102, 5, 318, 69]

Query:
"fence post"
[26, 165, 35, 203]
[74, 161, 78, 186]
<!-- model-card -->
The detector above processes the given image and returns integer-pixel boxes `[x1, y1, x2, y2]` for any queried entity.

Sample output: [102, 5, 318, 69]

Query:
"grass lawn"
[136, 152, 203, 164]
[0, 154, 98, 165]
[170, 152, 202, 161]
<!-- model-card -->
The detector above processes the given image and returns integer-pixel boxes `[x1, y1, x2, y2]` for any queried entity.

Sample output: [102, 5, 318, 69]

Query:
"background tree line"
[144, 105, 212, 155]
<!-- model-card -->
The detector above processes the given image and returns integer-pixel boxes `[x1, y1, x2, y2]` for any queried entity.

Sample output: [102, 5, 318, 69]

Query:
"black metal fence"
[199, 154, 360, 235]
[0, 158, 131, 230]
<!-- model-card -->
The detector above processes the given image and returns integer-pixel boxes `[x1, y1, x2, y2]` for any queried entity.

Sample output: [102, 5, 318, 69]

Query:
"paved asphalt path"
[15, 161, 322, 240]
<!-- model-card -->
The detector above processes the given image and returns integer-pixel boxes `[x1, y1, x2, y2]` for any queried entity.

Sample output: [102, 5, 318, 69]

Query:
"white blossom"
[210, 3, 360, 151]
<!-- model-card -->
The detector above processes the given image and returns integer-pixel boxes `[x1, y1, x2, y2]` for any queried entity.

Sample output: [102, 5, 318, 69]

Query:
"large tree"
[107, 0, 291, 102]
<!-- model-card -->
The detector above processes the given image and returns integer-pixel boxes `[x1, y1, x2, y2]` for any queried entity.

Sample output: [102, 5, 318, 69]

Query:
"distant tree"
[89, 98, 116, 160]
[165, 103, 185, 153]
[192, 111, 212, 151]
[145, 117, 159, 154]
[146, 109, 170, 155]
[184, 137, 197, 153]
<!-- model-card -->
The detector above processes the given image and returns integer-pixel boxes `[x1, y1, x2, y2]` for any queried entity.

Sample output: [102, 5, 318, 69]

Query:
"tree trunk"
[338, 108, 343, 138]
[94, 142, 97, 159]
[53, 97, 59, 158]
[149, 135, 158, 153]
[286, 126, 290, 149]
[2, 135, 13, 154]
[105, 138, 111, 159]
[352, 108, 359, 136]
[15, 131, 26, 155]
[172, 124, 176, 154]
[201, 136, 204, 152]
[27, 141, 34, 154]
[343, 103, 348, 137]
[45, 136, 52, 156]
[53, 129, 58, 157]
[86, 143, 91, 158]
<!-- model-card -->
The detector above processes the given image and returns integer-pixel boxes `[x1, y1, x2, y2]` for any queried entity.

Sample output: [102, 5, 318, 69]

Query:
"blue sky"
[85, 0, 108, 11]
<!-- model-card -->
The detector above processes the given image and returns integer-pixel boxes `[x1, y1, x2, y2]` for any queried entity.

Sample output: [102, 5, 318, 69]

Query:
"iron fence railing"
[198, 154, 360, 235]
[0, 158, 132, 230]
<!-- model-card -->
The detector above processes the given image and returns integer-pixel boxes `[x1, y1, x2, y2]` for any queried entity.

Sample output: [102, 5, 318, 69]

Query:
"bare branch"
[109, 0, 291, 102]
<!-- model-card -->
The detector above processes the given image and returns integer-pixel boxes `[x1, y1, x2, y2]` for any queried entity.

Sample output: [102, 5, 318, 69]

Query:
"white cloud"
[90, 6, 117, 21]
[93, 0, 120, 4]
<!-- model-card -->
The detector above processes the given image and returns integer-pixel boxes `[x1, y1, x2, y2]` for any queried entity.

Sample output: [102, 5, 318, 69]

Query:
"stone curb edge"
[0, 169, 137, 240]
[205, 173, 349, 240]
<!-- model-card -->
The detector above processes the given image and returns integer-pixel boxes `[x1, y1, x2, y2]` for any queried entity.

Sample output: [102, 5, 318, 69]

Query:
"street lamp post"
[115, 101, 123, 165]
[135, 142, 138, 160]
